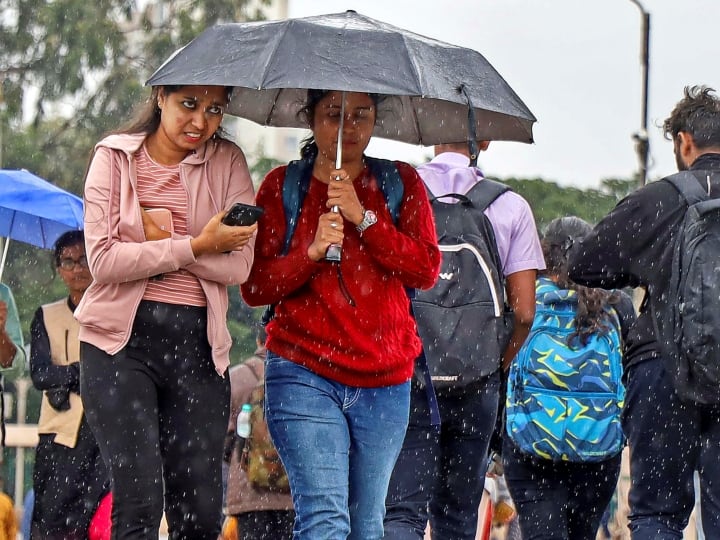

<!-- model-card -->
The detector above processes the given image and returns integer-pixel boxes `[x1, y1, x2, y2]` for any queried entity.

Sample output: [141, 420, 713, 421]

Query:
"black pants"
[235, 510, 295, 540]
[624, 358, 720, 539]
[384, 373, 500, 540]
[31, 418, 109, 540]
[502, 437, 621, 540]
[81, 301, 230, 540]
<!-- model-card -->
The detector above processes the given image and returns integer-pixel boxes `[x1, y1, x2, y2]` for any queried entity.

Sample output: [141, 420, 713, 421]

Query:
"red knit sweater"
[241, 161, 440, 387]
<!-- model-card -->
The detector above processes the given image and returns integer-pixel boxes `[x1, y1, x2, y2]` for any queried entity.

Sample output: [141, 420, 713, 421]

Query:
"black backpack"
[652, 170, 720, 404]
[412, 179, 514, 388]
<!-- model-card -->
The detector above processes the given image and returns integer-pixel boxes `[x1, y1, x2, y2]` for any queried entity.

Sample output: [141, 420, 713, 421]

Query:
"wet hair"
[663, 86, 720, 148]
[540, 216, 617, 345]
[297, 89, 385, 159]
[115, 85, 233, 139]
[53, 230, 85, 268]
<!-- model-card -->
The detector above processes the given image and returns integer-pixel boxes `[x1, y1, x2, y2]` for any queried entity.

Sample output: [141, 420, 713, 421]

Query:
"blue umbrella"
[0, 169, 84, 280]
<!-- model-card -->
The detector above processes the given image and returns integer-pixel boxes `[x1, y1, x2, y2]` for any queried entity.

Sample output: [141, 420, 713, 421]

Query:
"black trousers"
[623, 358, 720, 539]
[384, 373, 500, 540]
[31, 418, 109, 540]
[235, 510, 295, 540]
[502, 437, 621, 540]
[81, 301, 230, 540]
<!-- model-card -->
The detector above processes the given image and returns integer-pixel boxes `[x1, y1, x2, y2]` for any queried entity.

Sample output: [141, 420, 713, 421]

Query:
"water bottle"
[236, 403, 252, 444]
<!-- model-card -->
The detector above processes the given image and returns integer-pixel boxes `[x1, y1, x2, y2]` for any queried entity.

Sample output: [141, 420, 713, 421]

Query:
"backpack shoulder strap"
[464, 178, 512, 212]
[366, 156, 404, 224]
[281, 159, 314, 255]
[665, 170, 710, 206]
[280, 156, 403, 255]
[244, 355, 264, 383]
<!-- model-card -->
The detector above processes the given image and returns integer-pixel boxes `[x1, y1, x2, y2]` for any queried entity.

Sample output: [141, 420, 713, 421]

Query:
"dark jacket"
[568, 152, 720, 369]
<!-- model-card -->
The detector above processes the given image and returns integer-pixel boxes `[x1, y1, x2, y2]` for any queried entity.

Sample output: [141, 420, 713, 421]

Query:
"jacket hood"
[96, 132, 222, 165]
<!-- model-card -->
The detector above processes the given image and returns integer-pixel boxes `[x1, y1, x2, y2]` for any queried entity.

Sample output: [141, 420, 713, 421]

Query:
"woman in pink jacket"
[76, 83, 256, 539]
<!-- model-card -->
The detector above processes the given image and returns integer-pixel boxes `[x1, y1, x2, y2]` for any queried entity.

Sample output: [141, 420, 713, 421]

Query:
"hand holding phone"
[222, 203, 264, 227]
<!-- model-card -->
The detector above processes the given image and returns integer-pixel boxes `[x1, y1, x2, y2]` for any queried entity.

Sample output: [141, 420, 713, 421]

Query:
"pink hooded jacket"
[75, 133, 255, 375]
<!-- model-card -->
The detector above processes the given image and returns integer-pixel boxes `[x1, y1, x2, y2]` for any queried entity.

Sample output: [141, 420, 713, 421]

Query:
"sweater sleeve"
[568, 181, 683, 290]
[241, 166, 324, 307]
[356, 162, 441, 290]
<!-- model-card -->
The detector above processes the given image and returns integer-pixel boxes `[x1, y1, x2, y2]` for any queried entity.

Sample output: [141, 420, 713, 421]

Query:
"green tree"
[1, 0, 269, 193]
[500, 176, 636, 231]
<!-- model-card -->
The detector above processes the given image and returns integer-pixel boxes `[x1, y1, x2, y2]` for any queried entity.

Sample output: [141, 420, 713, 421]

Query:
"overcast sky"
[287, 0, 720, 189]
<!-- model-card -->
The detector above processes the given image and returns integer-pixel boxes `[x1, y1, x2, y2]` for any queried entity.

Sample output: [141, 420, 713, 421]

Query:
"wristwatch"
[356, 209, 378, 233]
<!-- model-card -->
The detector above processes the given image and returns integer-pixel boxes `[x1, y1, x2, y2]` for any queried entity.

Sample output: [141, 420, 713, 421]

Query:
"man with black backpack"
[569, 85, 720, 539]
[384, 141, 544, 540]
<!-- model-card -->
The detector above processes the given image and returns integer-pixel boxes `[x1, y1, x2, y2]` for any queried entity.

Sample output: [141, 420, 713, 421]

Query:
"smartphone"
[222, 203, 264, 226]
[145, 207, 174, 233]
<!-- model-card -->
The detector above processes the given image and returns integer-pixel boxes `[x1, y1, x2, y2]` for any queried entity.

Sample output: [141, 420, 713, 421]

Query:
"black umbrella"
[146, 10, 536, 149]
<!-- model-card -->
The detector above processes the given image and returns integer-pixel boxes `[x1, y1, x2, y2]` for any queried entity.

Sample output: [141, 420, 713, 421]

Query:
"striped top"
[136, 145, 206, 306]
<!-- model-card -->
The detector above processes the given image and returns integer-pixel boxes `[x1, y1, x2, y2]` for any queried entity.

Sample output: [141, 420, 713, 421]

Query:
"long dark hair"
[541, 216, 617, 345]
[297, 89, 384, 160]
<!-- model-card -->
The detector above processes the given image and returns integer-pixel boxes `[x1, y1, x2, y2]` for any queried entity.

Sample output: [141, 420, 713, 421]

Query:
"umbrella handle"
[0, 238, 9, 282]
[326, 203, 342, 262]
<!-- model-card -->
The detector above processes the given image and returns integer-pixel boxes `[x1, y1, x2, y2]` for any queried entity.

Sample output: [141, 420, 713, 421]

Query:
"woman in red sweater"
[241, 89, 440, 539]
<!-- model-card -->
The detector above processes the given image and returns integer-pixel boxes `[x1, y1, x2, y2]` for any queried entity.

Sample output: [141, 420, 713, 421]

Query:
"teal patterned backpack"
[506, 277, 625, 462]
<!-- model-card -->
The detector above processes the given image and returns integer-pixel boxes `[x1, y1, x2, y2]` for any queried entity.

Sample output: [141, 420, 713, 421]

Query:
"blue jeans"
[384, 372, 500, 540]
[623, 358, 720, 539]
[264, 353, 410, 540]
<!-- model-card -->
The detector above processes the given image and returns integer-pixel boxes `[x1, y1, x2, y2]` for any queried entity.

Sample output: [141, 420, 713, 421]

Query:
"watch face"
[358, 210, 378, 232]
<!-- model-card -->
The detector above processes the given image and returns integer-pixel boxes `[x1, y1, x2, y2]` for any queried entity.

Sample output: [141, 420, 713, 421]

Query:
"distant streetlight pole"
[629, 0, 650, 186]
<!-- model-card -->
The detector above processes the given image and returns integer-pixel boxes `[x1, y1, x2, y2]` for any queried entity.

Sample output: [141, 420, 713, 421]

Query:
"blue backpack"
[506, 277, 625, 462]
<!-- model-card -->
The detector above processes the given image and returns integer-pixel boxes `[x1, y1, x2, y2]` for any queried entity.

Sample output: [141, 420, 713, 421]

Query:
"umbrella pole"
[335, 92, 345, 169]
[325, 92, 346, 262]
[0, 238, 9, 282]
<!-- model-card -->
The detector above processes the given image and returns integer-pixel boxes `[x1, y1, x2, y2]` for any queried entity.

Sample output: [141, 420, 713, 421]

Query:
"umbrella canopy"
[0, 169, 84, 280]
[146, 10, 536, 146]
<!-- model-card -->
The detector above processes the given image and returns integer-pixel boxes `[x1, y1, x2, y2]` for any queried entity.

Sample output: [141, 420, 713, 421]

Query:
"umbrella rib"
[256, 19, 291, 90]
[264, 89, 283, 126]
[398, 34, 425, 144]
[399, 33, 424, 97]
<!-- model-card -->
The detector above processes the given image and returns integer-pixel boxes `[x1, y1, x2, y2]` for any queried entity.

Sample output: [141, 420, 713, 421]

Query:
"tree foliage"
[500, 176, 637, 232]
[1, 0, 269, 194]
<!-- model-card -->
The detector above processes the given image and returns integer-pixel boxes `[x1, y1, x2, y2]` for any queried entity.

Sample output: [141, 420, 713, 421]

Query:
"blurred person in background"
[30, 230, 109, 540]
[222, 324, 294, 539]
